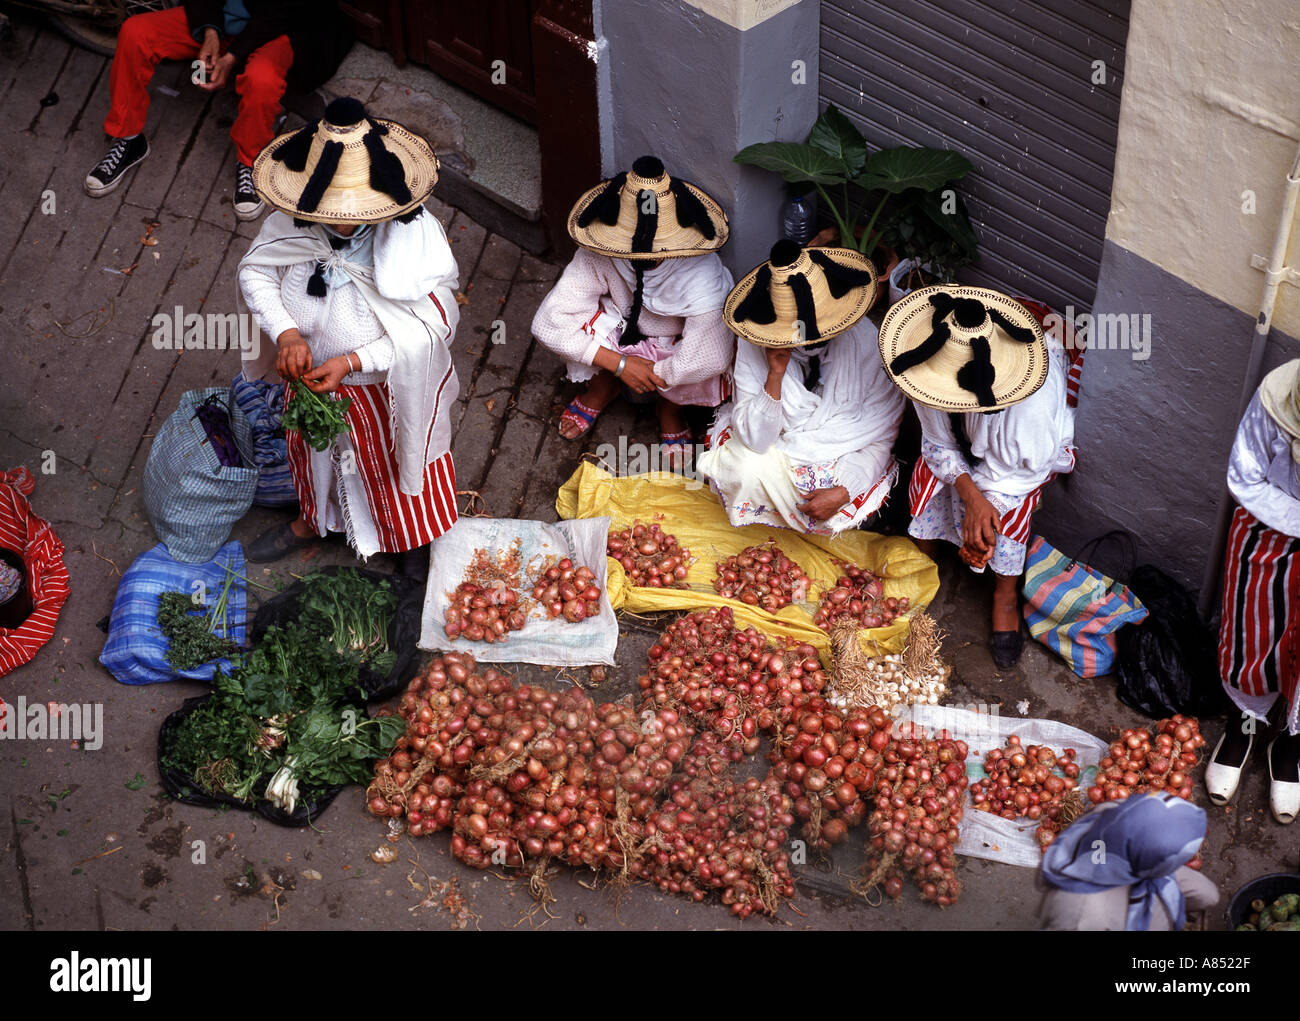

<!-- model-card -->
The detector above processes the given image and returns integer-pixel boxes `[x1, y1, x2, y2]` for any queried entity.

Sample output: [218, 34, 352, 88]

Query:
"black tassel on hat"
[296, 140, 344, 214]
[807, 249, 875, 299]
[363, 117, 412, 205]
[577, 172, 627, 228]
[273, 121, 317, 172]
[732, 265, 775, 325]
[889, 296, 954, 376]
[784, 272, 821, 342]
[956, 336, 998, 408]
[630, 189, 659, 254]
[669, 177, 716, 239]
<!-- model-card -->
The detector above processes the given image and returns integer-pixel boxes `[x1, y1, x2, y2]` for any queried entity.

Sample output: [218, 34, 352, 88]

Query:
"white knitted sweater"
[531, 248, 734, 388]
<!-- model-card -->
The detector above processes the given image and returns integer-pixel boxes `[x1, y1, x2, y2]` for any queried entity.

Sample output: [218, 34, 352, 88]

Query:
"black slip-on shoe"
[247, 521, 317, 562]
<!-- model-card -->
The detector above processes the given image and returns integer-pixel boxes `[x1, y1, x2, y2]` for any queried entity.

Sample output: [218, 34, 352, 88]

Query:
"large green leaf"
[808, 105, 867, 178]
[855, 147, 974, 194]
[734, 141, 847, 185]
[916, 189, 980, 255]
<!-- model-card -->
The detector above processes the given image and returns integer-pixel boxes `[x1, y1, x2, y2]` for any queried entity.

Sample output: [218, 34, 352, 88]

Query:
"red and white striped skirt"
[285, 382, 458, 556]
[1218, 506, 1300, 732]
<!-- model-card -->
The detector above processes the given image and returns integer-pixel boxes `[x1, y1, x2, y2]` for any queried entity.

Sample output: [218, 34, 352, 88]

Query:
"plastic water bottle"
[781, 191, 816, 245]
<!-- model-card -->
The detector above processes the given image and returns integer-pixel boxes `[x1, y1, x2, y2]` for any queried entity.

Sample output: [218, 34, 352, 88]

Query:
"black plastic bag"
[157, 695, 346, 827]
[251, 566, 424, 701]
[1114, 565, 1228, 718]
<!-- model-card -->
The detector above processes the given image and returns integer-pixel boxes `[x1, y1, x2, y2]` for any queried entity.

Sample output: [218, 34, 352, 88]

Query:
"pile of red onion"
[370, 604, 969, 916]
[532, 557, 602, 623]
[607, 521, 691, 588]
[712, 542, 809, 611]
[813, 562, 910, 631]
[444, 581, 525, 643]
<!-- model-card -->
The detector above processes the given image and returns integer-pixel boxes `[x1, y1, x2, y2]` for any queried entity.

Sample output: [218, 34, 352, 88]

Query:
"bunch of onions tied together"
[607, 521, 691, 588]
[712, 542, 809, 611]
[861, 724, 969, 906]
[444, 580, 525, 643]
[627, 730, 797, 916]
[968, 736, 1083, 849]
[813, 561, 910, 632]
[640, 606, 826, 756]
[532, 557, 602, 623]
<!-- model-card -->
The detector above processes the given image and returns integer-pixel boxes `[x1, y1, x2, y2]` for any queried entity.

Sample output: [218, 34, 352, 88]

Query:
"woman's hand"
[276, 328, 312, 381]
[955, 475, 1001, 558]
[797, 486, 850, 522]
[764, 347, 791, 400]
[619, 355, 667, 395]
[301, 355, 353, 394]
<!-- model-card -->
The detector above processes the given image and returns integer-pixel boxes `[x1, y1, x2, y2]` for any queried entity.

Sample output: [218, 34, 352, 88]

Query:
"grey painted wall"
[1034, 239, 1300, 595]
[596, 0, 821, 276]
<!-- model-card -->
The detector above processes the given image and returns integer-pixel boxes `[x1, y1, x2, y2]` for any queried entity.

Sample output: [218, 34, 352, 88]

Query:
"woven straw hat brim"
[878, 284, 1048, 411]
[253, 119, 439, 224]
[724, 247, 878, 348]
[568, 178, 729, 260]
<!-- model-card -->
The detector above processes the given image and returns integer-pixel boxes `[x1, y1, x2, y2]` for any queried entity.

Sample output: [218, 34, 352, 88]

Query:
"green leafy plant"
[735, 105, 977, 267]
[298, 570, 399, 676]
[282, 379, 352, 452]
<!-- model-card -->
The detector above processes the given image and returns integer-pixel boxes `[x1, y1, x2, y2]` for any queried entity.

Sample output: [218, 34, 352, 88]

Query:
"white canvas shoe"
[1205, 729, 1254, 806]
[1267, 737, 1300, 824]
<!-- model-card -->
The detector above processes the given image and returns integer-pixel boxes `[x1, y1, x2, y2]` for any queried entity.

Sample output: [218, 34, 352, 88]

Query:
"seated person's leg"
[88, 7, 197, 196]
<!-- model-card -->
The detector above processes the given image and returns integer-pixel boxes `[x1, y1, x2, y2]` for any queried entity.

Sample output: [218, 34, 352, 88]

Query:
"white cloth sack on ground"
[419, 516, 616, 666]
[894, 703, 1108, 869]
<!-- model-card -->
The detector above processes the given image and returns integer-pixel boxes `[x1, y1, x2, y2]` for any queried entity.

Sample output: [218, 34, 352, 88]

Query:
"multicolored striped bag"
[1022, 534, 1149, 677]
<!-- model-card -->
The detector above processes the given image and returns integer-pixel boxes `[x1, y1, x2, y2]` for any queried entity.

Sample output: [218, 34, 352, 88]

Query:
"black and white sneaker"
[84, 135, 149, 197]
[234, 163, 265, 221]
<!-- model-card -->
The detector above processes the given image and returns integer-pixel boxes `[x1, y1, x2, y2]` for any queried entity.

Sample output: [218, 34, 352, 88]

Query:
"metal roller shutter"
[819, 0, 1129, 312]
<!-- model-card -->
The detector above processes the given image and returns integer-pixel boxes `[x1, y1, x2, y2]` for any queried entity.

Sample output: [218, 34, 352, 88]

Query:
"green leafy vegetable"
[157, 590, 239, 671]
[124, 773, 147, 791]
[298, 570, 399, 676]
[282, 379, 352, 452]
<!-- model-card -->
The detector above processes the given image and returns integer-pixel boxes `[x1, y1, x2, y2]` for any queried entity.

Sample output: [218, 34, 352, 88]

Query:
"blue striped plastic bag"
[1021, 535, 1148, 677]
[143, 387, 258, 562]
[230, 373, 297, 508]
[99, 542, 246, 685]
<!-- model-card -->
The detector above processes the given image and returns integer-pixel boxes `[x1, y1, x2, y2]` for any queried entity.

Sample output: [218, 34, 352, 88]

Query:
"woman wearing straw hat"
[531, 157, 735, 464]
[879, 286, 1076, 667]
[696, 240, 904, 535]
[236, 97, 461, 575]
[1204, 359, 1300, 823]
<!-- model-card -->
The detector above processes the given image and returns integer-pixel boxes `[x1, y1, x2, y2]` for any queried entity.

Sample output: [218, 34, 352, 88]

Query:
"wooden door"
[407, 2, 539, 124]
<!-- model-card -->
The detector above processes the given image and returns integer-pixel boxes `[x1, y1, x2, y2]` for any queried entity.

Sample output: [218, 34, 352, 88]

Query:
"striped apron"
[285, 382, 458, 557]
[1218, 506, 1300, 733]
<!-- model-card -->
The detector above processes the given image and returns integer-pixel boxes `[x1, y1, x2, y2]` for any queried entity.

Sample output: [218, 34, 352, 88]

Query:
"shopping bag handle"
[1069, 529, 1137, 580]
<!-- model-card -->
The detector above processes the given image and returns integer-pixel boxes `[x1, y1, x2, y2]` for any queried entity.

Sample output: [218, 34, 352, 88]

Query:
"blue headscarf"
[1041, 793, 1207, 931]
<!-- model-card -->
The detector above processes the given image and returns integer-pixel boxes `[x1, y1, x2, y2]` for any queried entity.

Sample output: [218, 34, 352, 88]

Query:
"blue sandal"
[559, 397, 601, 439]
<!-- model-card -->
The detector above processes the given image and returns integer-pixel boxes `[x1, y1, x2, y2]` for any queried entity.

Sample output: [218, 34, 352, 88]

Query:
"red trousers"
[105, 7, 293, 166]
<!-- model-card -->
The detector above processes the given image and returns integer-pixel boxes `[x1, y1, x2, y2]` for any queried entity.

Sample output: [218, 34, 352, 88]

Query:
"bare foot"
[290, 516, 315, 539]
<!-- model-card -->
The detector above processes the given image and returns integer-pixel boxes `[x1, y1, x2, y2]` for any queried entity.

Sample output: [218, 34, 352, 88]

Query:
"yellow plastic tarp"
[556, 462, 940, 660]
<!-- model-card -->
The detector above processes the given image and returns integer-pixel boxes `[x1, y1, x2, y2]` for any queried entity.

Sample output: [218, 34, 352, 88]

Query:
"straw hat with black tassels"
[252, 96, 439, 224]
[724, 240, 879, 348]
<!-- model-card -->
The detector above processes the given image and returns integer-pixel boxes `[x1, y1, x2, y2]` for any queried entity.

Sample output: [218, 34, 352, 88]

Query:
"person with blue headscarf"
[1036, 793, 1218, 930]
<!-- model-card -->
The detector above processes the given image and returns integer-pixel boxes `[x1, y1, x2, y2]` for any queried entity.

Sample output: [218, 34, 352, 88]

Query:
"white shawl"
[609, 253, 733, 319]
[239, 211, 461, 496]
[715, 318, 905, 470]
